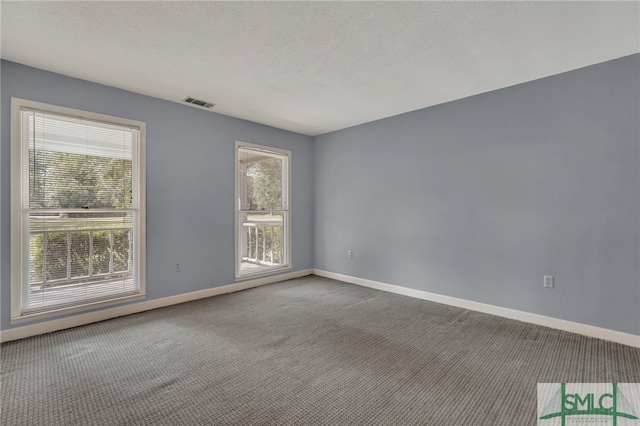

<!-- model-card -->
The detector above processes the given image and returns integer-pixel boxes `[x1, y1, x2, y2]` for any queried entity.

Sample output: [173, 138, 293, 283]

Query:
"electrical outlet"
[347, 250, 353, 259]
[544, 275, 553, 288]
[175, 262, 181, 272]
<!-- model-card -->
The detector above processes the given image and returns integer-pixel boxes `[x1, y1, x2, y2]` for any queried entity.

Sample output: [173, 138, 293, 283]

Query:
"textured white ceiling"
[2, 1, 639, 136]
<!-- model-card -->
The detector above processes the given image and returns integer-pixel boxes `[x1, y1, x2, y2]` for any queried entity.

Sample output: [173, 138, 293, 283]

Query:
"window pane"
[238, 148, 283, 211]
[29, 151, 132, 210]
[239, 211, 285, 273]
[27, 211, 135, 310]
[25, 110, 136, 210]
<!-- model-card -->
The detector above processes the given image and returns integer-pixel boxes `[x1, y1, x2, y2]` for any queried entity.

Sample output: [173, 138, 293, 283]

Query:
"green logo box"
[538, 383, 640, 426]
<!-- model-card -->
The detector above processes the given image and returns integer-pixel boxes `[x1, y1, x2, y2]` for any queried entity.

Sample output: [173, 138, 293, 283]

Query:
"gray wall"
[314, 54, 640, 335]
[1, 60, 314, 331]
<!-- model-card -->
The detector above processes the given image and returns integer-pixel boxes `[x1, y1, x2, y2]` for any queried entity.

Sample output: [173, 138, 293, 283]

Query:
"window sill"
[11, 292, 146, 324]
[235, 265, 292, 282]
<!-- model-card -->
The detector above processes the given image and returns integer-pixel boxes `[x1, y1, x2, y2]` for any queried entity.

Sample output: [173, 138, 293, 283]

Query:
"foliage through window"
[11, 99, 145, 319]
[236, 142, 290, 278]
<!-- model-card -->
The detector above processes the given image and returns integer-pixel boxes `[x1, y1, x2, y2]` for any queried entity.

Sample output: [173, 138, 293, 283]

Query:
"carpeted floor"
[1, 276, 639, 425]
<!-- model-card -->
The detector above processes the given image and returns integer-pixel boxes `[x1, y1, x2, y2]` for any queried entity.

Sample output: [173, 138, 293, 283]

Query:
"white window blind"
[12, 100, 145, 319]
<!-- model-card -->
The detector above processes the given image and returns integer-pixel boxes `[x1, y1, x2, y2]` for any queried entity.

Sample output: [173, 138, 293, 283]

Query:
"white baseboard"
[1, 269, 313, 343]
[313, 269, 640, 348]
[5, 268, 637, 348]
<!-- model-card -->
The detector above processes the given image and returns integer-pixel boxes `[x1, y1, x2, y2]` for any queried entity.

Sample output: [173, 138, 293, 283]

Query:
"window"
[11, 98, 145, 320]
[235, 141, 290, 278]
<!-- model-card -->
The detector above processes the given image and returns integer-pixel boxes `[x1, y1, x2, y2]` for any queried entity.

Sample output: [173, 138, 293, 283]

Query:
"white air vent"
[183, 97, 215, 109]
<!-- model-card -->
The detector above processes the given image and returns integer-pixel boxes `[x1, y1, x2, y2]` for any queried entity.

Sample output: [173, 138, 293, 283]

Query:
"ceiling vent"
[183, 97, 215, 109]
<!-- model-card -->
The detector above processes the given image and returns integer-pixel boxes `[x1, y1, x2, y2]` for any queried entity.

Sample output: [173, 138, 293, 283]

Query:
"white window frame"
[235, 141, 291, 280]
[10, 98, 146, 322]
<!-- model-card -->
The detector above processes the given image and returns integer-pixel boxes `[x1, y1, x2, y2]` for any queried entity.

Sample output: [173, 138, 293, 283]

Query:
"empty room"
[1, 2, 639, 425]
